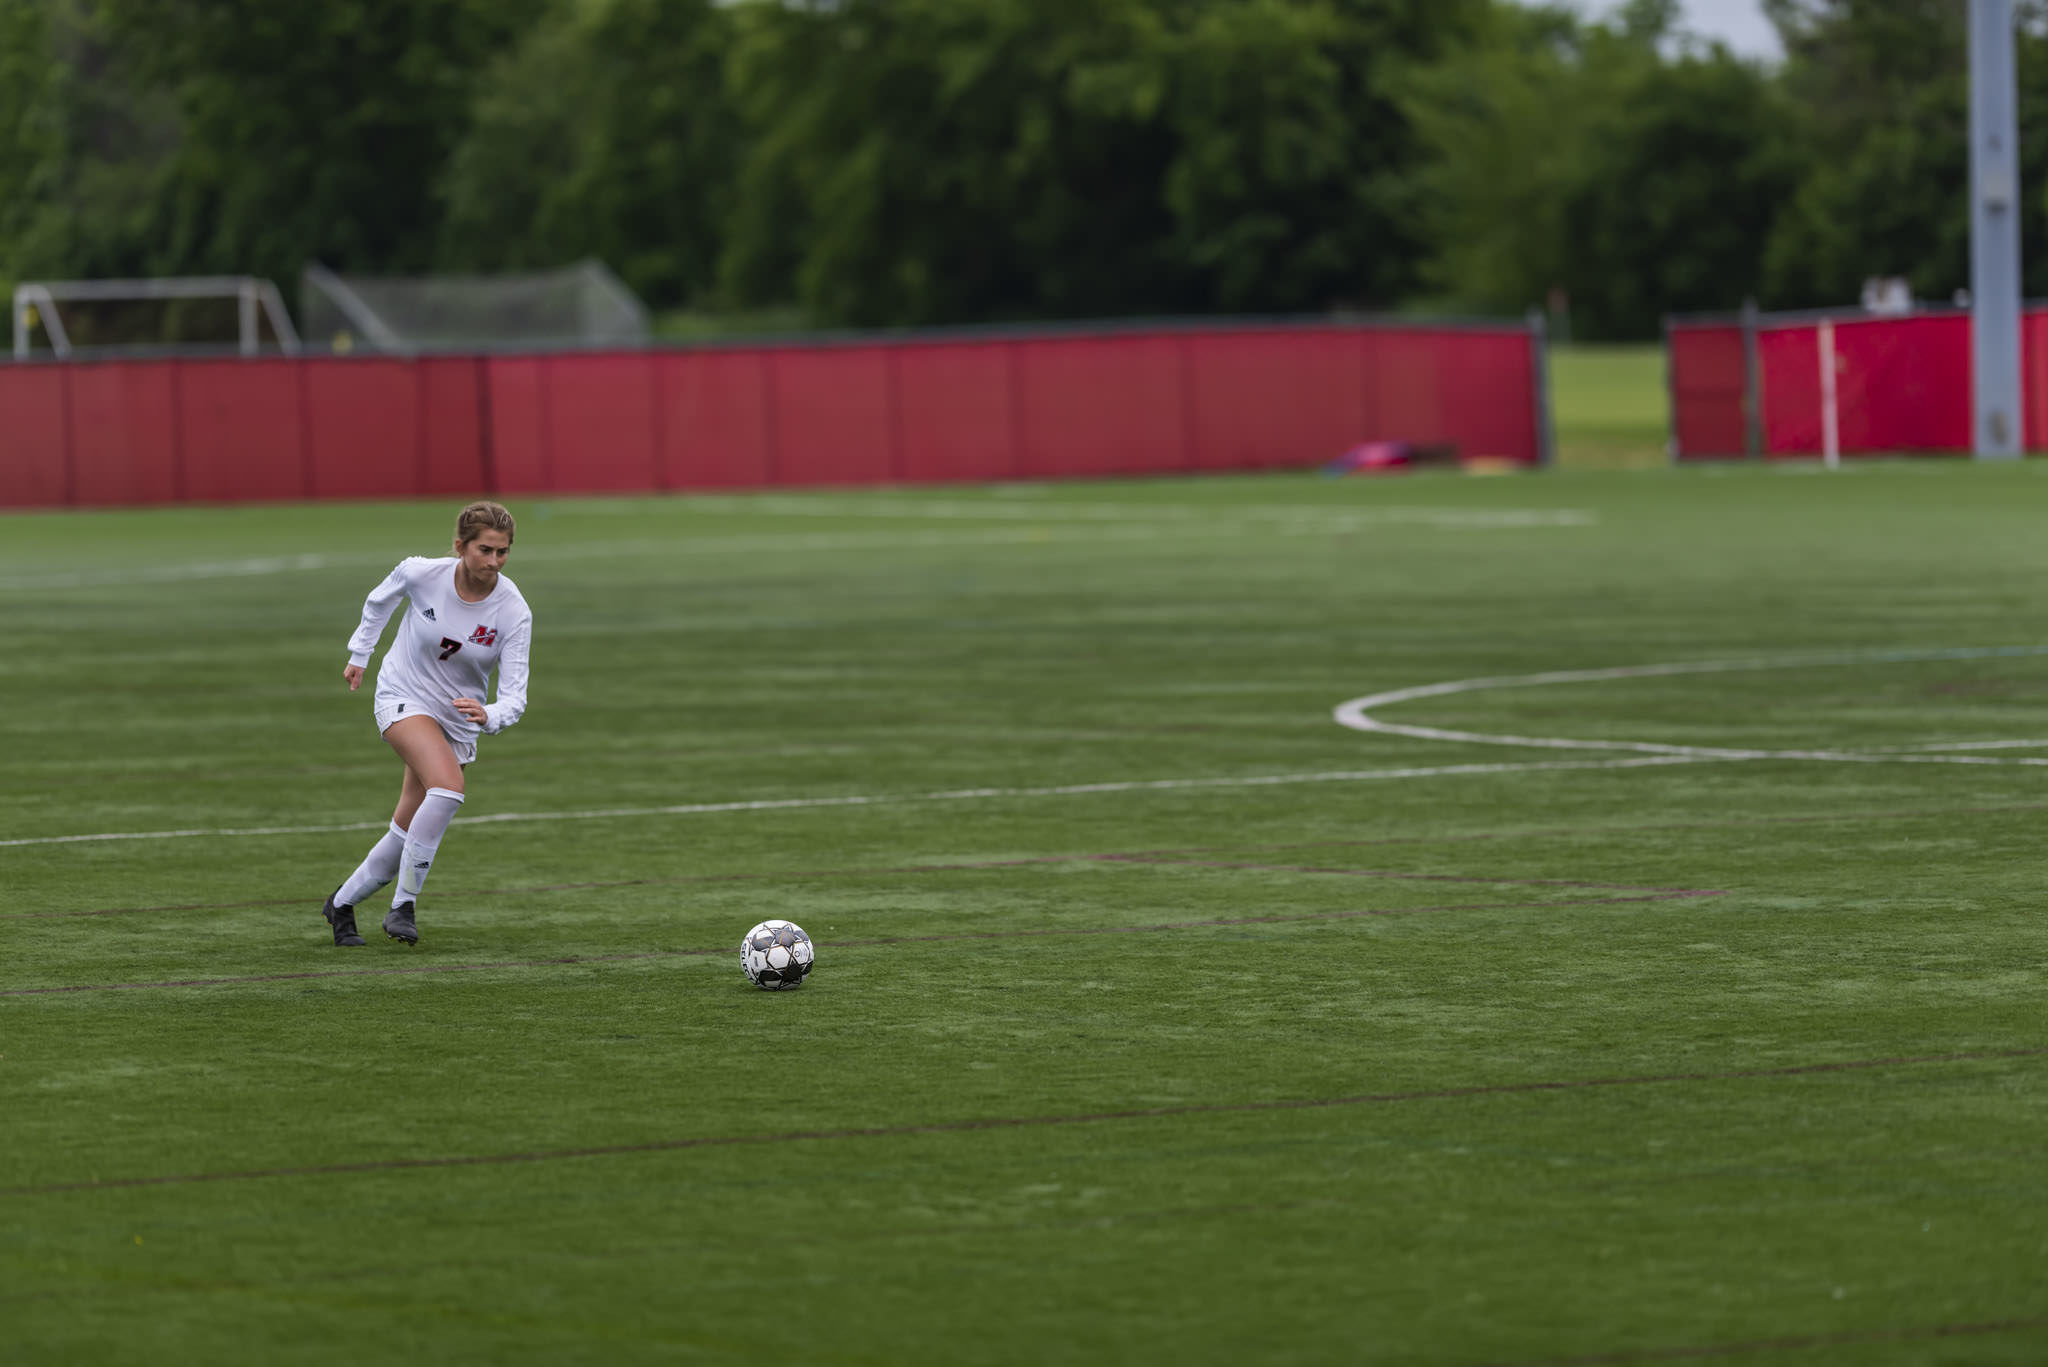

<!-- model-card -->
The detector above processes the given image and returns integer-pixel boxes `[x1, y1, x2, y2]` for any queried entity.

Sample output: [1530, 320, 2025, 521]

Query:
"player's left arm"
[480, 611, 531, 734]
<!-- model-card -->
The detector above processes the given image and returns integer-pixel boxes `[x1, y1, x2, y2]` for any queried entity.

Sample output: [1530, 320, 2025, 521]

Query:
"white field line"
[2, 530, 1146, 590]
[1333, 646, 2048, 765]
[1871, 738, 2048, 752]
[0, 530, 1202, 591]
[0, 509, 1589, 592]
[0, 755, 1703, 849]
[0, 532, 1044, 591]
[665, 495, 1596, 529]
[1, 553, 350, 591]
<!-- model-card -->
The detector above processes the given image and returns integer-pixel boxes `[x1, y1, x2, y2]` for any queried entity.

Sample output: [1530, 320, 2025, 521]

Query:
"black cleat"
[323, 894, 366, 947]
[383, 901, 419, 945]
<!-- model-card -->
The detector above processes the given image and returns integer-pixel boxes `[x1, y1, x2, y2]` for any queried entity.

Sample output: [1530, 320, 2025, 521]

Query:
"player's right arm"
[343, 558, 420, 687]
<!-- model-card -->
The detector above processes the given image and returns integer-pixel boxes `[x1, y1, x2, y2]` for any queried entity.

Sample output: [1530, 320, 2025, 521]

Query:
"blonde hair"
[455, 501, 515, 546]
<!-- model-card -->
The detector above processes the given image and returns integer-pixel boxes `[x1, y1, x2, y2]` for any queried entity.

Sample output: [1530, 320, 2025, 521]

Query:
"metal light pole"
[1970, 0, 2023, 458]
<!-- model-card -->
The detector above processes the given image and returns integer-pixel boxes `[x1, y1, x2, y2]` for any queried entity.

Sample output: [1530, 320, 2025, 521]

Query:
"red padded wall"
[0, 365, 69, 507]
[1760, 316, 1973, 457]
[1669, 324, 1746, 459]
[1361, 330, 1441, 454]
[2027, 313, 2048, 452]
[1488, 332, 1542, 461]
[1759, 325, 1822, 455]
[1426, 330, 1537, 463]
[176, 360, 307, 502]
[769, 346, 897, 485]
[1013, 334, 1186, 477]
[418, 358, 489, 496]
[484, 357, 548, 493]
[68, 363, 180, 504]
[1185, 329, 1364, 470]
[1832, 315, 1969, 453]
[894, 341, 1019, 483]
[302, 360, 421, 499]
[543, 352, 660, 493]
[2, 318, 1547, 507]
[657, 350, 775, 488]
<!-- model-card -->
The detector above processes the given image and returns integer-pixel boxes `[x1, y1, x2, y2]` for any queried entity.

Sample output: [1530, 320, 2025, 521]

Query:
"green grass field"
[5, 464, 2047, 1365]
[1551, 344, 1669, 470]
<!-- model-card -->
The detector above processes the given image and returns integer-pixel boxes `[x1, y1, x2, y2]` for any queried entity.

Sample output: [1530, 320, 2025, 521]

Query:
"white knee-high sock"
[394, 787, 464, 907]
[334, 820, 408, 908]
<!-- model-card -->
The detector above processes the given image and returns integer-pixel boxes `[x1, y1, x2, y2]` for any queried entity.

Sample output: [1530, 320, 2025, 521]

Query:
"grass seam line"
[1475, 1312, 2048, 1366]
[4, 1047, 2039, 1199]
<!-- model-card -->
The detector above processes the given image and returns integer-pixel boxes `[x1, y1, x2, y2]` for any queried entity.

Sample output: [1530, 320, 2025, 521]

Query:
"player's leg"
[334, 768, 425, 908]
[390, 763, 429, 831]
[378, 716, 468, 944]
[321, 767, 425, 949]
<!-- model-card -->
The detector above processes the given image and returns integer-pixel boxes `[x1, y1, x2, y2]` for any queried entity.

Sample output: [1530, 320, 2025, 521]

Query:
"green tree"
[1759, 0, 2048, 306]
[720, 0, 1187, 326]
[1167, 0, 1486, 311]
[1407, 5, 1799, 338]
[0, 0, 178, 290]
[721, 0, 1484, 328]
[1400, 5, 1589, 322]
[1558, 45, 1804, 336]
[92, 0, 541, 291]
[1759, 0, 1966, 305]
[438, 0, 738, 308]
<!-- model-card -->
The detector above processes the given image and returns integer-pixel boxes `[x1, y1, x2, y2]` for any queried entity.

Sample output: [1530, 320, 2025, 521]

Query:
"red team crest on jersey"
[468, 624, 498, 647]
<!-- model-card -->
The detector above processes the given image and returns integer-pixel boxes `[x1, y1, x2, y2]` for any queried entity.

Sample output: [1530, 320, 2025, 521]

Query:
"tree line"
[4, 0, 2047, 342]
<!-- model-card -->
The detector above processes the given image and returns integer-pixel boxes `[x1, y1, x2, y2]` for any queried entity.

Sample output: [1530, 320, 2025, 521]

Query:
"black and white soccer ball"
[741, 919, 814, 990]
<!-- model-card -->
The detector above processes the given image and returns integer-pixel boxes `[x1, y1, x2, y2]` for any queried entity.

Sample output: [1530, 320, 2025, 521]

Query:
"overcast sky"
[1535, 0, 1785, 61]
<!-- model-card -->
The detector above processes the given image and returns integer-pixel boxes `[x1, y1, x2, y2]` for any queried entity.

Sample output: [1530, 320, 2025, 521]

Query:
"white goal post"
[1818, 318, 1839, 470]
[12, 276, 301, 359]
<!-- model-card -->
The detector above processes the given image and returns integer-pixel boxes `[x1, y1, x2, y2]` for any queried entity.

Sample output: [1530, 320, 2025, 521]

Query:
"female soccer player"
[320, 501, 532, 947]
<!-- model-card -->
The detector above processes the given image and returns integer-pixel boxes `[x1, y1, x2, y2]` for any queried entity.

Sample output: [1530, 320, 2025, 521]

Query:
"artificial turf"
[1549, 343, 1670, 470]
[2, 464, 2046, 1365]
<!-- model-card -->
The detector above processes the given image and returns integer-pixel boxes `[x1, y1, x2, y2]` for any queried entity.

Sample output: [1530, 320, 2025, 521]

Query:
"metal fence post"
[1971, 0, 2024, 457]
[1527, 306, 1555, 467]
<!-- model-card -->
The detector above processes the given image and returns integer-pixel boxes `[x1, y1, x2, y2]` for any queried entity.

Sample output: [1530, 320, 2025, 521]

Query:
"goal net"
[12, 276, 301, 359]
[300, 259, 650, 354]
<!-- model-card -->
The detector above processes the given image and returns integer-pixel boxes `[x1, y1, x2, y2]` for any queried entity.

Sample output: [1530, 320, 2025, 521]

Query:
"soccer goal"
[12, 276, 301, 359]
[299, 259, 649, 354]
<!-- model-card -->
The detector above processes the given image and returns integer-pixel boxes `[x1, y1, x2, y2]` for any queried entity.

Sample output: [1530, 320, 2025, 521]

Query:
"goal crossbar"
[13, 276, 301, 359]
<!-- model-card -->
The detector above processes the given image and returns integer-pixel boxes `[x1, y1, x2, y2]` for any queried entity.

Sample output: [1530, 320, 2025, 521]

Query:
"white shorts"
[374, 697, 477, 765]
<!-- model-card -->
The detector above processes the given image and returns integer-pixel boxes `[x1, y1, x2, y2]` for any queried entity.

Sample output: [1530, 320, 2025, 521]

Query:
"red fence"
[0, 321, 1546, 509]
[1668, 306, 2048, 459]
[1666, 322, 1748, 459]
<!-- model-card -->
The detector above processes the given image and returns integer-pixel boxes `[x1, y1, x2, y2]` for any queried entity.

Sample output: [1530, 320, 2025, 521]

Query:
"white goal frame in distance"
[1818, 318, 1840, 470]
[12, 276, 301, 359]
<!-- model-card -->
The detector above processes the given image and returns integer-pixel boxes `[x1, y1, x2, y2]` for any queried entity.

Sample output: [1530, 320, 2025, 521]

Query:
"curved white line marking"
[1333, 646, 2048, 765]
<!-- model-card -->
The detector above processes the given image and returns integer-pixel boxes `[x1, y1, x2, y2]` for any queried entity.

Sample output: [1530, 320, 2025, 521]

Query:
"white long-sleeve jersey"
[347, 556, 532, 744]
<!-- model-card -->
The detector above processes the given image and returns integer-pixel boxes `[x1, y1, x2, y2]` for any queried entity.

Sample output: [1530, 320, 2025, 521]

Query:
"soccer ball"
[740, 919, 815, 990]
